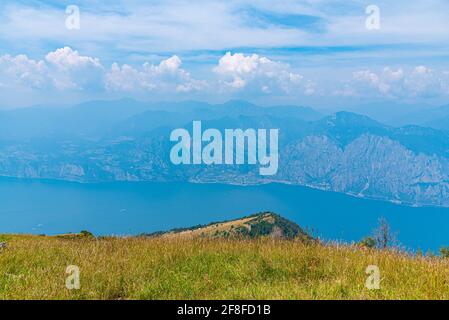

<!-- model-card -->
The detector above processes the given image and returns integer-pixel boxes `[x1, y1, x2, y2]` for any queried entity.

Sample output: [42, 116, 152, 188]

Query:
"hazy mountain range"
[1, 99, 449, 207]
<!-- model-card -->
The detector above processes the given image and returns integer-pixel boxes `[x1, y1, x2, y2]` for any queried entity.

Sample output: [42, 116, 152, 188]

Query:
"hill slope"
[145, 212, 311, 240]
[0, 232, 449, 299]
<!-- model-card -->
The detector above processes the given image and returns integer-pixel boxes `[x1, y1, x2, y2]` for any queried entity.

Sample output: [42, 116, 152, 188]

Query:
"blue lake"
[0, 177, 448, 252]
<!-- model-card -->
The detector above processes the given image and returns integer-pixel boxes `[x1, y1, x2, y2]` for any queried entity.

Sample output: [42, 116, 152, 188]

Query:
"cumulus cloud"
[0, 47, 103, 91]
[105, 55, 206, 93]
[0, 54, 48, 89]
[338, 66, 449, 99]
[45, 47, 102, 71]
[1, 46, 449, 104]
[0, 49, 204, 94]
[45, 47, 103, 90]
[213, 52, 306, 94]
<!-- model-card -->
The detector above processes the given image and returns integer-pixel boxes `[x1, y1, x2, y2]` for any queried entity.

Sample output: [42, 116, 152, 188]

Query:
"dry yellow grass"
[0, 234, 449, 300]
[160, 214, 274, 239]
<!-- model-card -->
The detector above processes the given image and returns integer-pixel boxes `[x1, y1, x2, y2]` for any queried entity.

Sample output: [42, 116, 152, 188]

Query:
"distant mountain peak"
[324, 111, 385, 128]
[222, 99, 257, 108]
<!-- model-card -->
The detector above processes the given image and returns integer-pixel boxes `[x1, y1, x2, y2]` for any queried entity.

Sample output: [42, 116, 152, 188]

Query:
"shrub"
[439, 247, 449, 258]
[80, 230, 94, 238]
[359, 237, 376, 249]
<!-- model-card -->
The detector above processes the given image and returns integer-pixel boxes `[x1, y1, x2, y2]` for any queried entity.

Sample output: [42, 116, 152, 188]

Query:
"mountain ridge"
[1, 99, 449, 207]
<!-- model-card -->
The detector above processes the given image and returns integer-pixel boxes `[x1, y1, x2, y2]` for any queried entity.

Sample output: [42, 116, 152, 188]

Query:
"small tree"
[440, 247, 449, 258]
[373, 217, 396, 249]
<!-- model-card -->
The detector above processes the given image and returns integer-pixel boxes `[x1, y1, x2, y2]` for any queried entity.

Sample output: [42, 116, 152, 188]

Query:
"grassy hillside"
[145, 212, 312, 241]
[1, 233, 449, 299]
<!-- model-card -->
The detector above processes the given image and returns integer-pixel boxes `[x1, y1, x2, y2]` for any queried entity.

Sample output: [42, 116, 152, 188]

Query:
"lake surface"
[0, 177, 448, 252]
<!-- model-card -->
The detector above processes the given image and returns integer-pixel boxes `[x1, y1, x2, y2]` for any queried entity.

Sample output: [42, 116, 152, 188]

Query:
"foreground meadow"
[0, 235, 448, 300]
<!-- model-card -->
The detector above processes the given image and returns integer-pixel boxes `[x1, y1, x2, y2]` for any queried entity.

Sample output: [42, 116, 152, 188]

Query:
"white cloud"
[45, 47, 103, 90]
[0, 47, 104, 91]
[105, 63, 141, 91]
[0, 2, 309, 53]
[304, 80, 316, 96]
[105, 55, 206, 93]
[0, 54, 48, 89]
[403, 66, 440, 98]
[413, 66, 431, 75]
[2, 1, 449, 56]
[340, 66, 449, 99]
[1, 47, 448, 104]
[213, 52, 305, 94]
[156, 55, 182, 74]
[45, 47, 102, 71]
[214, 52, 261, 78]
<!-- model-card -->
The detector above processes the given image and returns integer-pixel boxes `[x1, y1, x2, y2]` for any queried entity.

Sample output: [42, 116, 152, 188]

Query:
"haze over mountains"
[0, 99, 448, 207]
[344, 103, 449, 130]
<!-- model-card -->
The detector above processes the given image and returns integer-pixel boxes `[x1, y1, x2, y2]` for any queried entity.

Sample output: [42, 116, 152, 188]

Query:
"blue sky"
[0, 0, 448, 108]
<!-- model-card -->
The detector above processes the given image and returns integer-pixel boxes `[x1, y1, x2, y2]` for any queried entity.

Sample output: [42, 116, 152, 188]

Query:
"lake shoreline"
[0, 177, 448, 252]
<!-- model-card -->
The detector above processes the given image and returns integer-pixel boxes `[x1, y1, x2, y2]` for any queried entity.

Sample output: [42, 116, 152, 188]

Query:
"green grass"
[0, 235, 449, 300]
